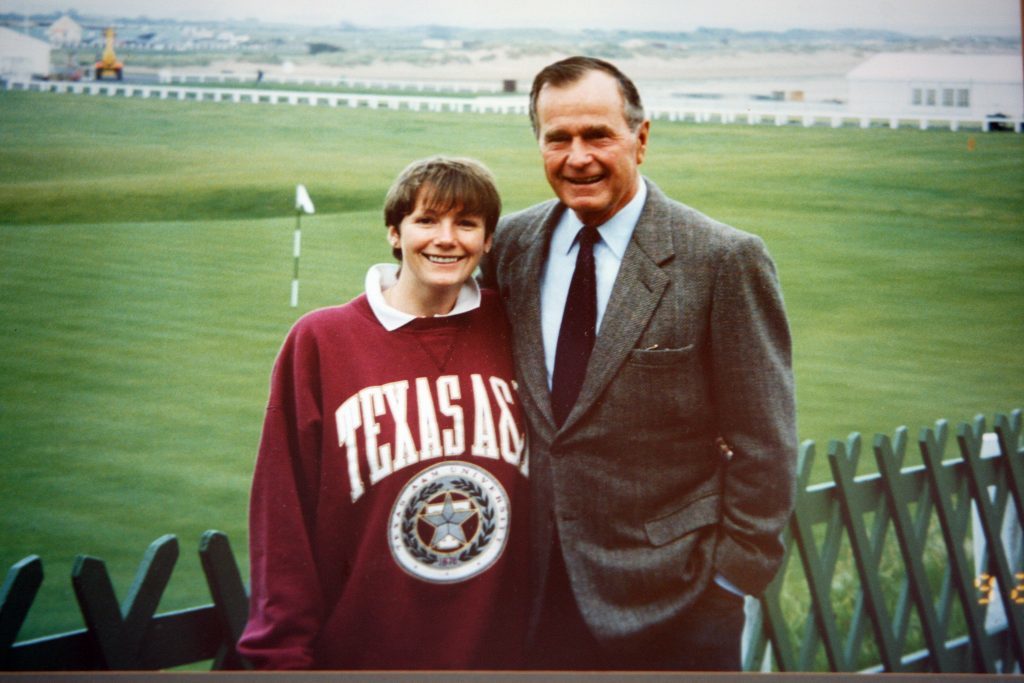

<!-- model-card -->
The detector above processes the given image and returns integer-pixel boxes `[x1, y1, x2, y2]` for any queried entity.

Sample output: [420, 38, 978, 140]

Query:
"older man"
[480, 56, 797, 670]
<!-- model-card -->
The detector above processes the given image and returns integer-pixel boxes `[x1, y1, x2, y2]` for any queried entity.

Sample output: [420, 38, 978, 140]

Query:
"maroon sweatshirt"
[238, 289, 530, 669]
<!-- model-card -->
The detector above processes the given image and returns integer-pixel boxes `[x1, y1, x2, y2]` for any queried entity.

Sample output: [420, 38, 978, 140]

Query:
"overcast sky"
[8, 0, 1022, 37]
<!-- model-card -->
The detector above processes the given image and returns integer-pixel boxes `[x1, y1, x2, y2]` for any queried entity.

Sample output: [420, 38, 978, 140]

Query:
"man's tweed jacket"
[480, 177, 797, 646]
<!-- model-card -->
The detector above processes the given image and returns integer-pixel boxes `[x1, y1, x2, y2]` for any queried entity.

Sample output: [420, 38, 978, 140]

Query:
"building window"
[942, 88, 954, 106]
[926, 89, 936, 106]
[912, 88, 922, 105]
[957, 89, 970, 108]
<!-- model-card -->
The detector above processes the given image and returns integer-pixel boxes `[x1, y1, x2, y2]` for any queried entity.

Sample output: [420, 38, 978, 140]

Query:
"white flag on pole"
[295, 184, 315, 214]
[291, 184, 313, 307]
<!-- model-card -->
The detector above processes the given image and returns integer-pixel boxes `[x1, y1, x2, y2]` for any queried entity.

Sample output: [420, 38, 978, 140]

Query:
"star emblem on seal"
[422, 492, 479, 550]
[389, 461, 511, 584]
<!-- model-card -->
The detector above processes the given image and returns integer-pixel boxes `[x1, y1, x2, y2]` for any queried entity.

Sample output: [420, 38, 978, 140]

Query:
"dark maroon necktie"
[551, 225, 599, 427]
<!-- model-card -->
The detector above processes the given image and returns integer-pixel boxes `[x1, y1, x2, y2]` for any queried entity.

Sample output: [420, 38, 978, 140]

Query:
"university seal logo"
[389, 461, 510, 583]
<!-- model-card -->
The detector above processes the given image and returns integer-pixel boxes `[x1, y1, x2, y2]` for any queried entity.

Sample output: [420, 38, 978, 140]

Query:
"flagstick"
[290, 210, 301, 308]
[290, 183, 315, 307]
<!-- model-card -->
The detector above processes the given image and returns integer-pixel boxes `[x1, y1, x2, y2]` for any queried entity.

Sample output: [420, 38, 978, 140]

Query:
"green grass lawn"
[0, 89, 1021, 645]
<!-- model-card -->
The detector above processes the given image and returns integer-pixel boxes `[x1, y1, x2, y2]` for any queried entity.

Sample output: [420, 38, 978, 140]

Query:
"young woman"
[238, 157, 529, 669]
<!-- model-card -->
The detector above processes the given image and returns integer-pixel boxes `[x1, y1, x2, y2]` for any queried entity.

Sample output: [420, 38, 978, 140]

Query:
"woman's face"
[388, 193, 492, 300]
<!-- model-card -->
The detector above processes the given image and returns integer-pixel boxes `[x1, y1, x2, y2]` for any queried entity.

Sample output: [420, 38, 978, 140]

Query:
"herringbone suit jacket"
[480, 178, 797, 646]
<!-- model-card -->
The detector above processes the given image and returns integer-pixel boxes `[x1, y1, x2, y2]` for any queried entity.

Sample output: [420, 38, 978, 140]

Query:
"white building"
[421, 39, 464, 50]
[847, 53, 1023, 119]
[47, 15, 83, 46]
[0, 27, 51, 80]
[216, 31, 250, 46]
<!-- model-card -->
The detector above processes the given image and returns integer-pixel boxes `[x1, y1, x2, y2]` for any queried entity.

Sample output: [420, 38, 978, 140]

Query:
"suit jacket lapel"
[506, 203, 564, 436]
[560, 179, 675, 432]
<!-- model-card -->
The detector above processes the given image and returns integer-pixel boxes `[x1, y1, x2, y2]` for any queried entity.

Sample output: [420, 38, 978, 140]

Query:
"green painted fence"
[0, 532, 248, 670]
[2, 410, 1021, 672]
[747, 409, 1023, 673]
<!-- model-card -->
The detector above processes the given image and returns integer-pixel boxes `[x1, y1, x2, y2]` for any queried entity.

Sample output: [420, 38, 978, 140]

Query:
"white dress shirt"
[539, 178, 647, 388]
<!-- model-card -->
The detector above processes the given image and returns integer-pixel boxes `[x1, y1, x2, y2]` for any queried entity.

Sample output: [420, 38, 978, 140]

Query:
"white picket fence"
[5, 78, 1022, 133]
[160, 71, 507, 94]
[645, 106, 1024, 133]
[4, 78, 526, 115]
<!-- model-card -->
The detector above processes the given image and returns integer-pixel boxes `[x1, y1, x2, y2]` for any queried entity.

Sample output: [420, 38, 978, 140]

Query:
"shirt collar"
[365, 263, 482, 331]
[552, 176, 647, 258]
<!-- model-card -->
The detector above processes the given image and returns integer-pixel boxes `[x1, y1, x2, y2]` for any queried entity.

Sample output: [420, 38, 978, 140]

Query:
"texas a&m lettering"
[336, 374, 525, 501]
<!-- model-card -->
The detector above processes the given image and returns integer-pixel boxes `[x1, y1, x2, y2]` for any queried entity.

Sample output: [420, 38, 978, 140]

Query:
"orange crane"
[94, 27, 123, 80]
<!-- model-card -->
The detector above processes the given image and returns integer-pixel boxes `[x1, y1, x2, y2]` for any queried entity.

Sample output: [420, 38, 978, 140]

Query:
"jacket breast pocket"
[612, 344, 706, 432]
[627, 344, 695, 367]
[644, 493, 721, 547]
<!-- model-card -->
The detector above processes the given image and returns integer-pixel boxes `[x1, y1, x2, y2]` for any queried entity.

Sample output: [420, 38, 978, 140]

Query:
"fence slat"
[136, 606, 225, 669]
[788, 442, 849, 670]
[993, 410, 1024, 524]
[754, 441, 816, 671]
[4, 628, 101, 670]
[121, 535, 179, 657]
[829, 434, 901, 671]
[919, 422, 1000, 672]
[0, 556, 43, 662]
[957, 417, 1024, 669]
[756, 539, 795, 671]
[199, 530, 250, 670]
[71, 556, 128, 668]
[71, 535, 179, 669]
[874, 429, 950, 671]
[5, 606, 222, 670]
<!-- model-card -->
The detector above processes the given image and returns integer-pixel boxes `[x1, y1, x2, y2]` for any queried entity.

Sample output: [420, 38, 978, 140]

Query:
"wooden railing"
[2, 410, 1021, 672]
[0, 532, 248, 670]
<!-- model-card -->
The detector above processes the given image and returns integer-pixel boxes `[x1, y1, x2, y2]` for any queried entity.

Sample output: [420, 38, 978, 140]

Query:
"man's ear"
[635, 119, 651, 165]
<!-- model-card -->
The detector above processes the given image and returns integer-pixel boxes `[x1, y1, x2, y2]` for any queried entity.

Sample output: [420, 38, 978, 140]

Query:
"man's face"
[535, 70, 650, 228]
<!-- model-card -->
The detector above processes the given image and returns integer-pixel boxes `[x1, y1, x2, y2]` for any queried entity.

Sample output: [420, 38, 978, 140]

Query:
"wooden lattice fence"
[1, 410, 1021, 672]
[746, 410, 1023, 672]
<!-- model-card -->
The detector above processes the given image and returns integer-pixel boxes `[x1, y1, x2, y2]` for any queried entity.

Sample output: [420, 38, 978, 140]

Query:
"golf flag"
[291, 184, 314, 307]
[296, 184, 315, 214]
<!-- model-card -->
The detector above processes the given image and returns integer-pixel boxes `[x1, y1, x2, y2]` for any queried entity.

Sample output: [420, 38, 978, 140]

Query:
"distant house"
[847, 53, 1023, 119]
[47, 15, 83, 46]
[215, 31, 250, 47]
[182, 26, 215, 40]
[0, 27, 50, 79]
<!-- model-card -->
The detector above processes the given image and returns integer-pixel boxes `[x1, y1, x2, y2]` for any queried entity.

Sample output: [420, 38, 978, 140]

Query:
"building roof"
[0, 26, 51, 53]
[847, 52, 1023, 83]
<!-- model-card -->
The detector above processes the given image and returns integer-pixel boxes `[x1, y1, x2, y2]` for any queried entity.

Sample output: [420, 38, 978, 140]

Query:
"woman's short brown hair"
[383, 156, 501, 260]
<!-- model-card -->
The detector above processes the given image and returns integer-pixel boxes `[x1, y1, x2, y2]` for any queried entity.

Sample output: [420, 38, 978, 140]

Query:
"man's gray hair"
[528, 56, 646, 138]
